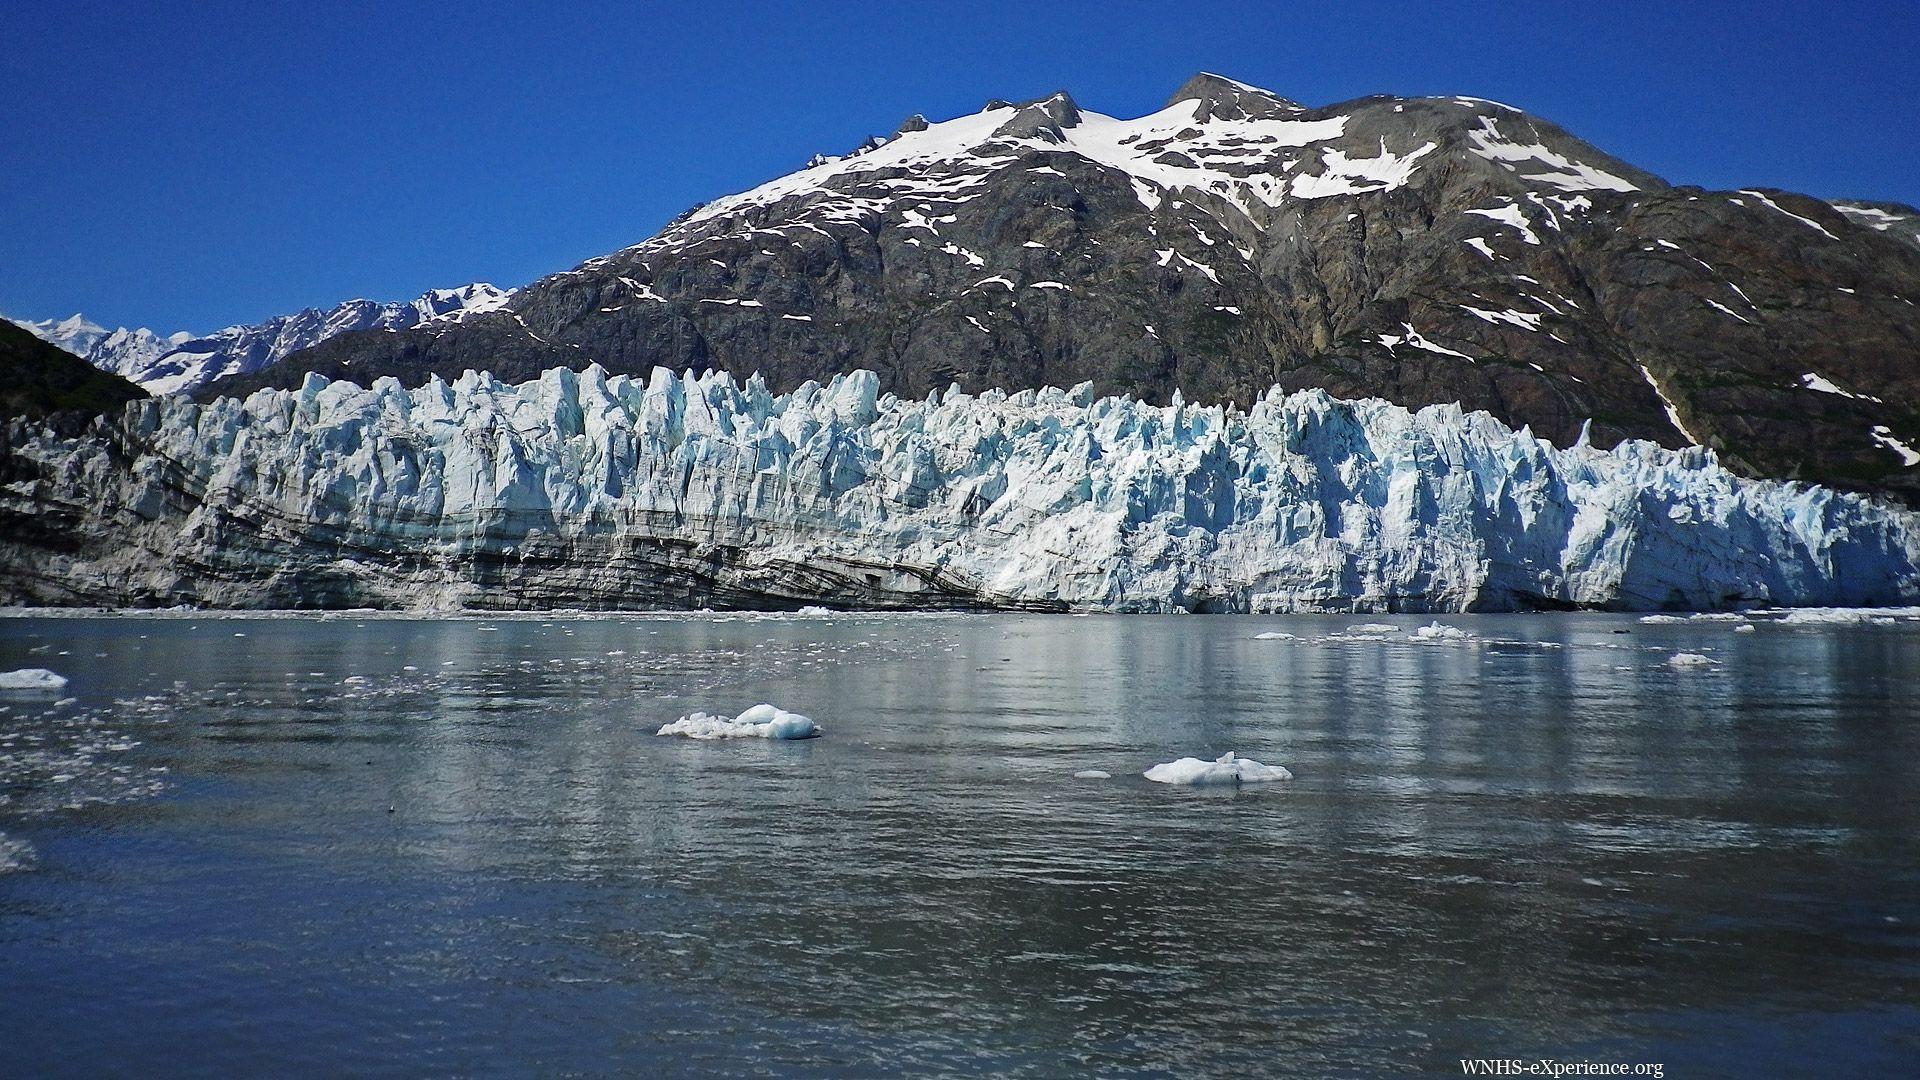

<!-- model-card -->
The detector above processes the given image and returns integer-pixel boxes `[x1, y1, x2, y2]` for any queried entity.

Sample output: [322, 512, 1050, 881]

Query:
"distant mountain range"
[11, 74, 1919, 498]
[13, 283, 512, 394]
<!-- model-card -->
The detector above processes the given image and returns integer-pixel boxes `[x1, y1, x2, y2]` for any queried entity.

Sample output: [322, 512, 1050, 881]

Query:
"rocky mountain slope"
[0, 320, 145, 423]
[15, 283, 512, 394]
[203, 74, 1920, 500]
[3, 365, 1913, 611]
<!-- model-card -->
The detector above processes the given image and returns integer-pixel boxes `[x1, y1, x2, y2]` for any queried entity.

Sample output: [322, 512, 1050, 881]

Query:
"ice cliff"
[2, 365, 1916, 611]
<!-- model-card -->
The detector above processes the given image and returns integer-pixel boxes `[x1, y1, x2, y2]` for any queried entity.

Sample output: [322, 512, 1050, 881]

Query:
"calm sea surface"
[1, 612, 1916, 1077]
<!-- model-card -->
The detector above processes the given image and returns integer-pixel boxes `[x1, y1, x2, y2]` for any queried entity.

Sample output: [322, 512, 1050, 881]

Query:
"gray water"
[1, 611, 1916, 1077]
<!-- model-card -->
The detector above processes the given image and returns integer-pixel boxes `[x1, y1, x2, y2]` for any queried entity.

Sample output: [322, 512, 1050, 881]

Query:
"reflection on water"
[1, 612, 1917, 1077]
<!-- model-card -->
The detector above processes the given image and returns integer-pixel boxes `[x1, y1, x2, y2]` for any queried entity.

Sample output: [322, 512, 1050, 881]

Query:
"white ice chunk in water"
[1253, 631, 1298, 640]
[1778, 608, 1903, 625]
[657, 703, 821, 740]
[1666, 652, 1716, 668]
[1073, 769, 1112, 779]
[1144, 751, 1292, 785]
[1346, 623, 1399, 635]
[0, 668, 69, 691]
[1407, 621, 1468, 643]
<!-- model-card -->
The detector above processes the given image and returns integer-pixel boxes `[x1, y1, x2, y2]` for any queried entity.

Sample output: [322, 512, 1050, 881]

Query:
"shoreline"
[5, 605, 1919, 620]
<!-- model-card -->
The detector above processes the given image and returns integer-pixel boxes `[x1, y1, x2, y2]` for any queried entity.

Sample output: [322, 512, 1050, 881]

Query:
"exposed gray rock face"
[3, 366, 1915, 612]
[203, 75, 1920, 501]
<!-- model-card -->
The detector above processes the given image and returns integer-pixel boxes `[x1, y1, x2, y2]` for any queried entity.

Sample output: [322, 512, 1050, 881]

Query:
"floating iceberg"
[4, 365, 1919, 611]
[1144, 751, 1293, 785]
[1407, 621, 1469, 643]
[1253, 631, 1298, 640]
[656, 703, 820, 740]
[0, 668, 69, 691]
[1666, 652, 1716, 668]
[1073, 769, 1112, 779]
[1777, 608, 1905, 625]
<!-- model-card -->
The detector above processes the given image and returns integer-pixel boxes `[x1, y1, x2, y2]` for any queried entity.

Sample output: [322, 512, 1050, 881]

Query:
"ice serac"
[3, 367, 1916, 612]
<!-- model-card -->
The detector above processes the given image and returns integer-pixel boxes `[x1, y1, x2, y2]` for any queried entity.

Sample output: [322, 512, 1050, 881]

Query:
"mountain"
[0, 319, 146, 422]
[201, 73, 1920, 500]
[2, 365, 1913, 610]
[14, 283, 513, 394]
[12, 314, 193, 386]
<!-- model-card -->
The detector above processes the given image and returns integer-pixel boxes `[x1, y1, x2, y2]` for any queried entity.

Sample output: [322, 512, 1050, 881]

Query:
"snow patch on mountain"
[1464, 116, 1640, 193]
[1289, 140, 1437, 199]
[1799, 372, 1883, 403]
[1829, 201, 1920, 249]
[1870, 426, 1920, 468]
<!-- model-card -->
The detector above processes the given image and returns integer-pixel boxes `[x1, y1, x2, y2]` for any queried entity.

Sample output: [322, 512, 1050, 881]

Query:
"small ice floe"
[0, 668, 68, 692]
[794, 605, 835, 616]
[1733, 623, 1757, 633]
[1407, 621, 1469, 644]
[1144, 751, 1292, 785]
[1346, 623, 1398, 635]
[657, 703, 820, 740]
[1778, 608, 1901, 626]
[1253, 631, 1298, 641]
[1666, 652, 1716, 668]
[1639, 614, 1687, 624]
[1073, 769, 1112, 780]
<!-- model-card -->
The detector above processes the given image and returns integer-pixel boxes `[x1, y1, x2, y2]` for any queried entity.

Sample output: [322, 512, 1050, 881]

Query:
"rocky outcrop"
[200, 75, 1920, 501]
[5, 366, 1915, 612]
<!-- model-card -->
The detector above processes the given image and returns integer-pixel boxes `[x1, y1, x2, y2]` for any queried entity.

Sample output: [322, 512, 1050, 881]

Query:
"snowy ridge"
[604, 78, 1643, 262]
[13, 314, 191, 385]
[14, 365, 1918, 612]
[12, 283, 513, 394]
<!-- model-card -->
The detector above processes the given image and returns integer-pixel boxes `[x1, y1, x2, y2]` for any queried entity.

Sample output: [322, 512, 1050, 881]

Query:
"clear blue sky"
[4, 0, 1916, 333]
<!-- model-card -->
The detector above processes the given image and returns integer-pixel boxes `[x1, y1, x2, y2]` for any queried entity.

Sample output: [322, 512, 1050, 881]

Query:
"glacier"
[2, 364, 1917, 612]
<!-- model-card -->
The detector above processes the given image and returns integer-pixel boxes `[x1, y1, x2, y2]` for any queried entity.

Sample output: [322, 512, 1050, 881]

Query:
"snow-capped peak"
[49, 312, 107, 339]
[646, 73, 1650, 247]
[19, 313, 110, 355]
[1167, 72, 1305, 121]
[410, 282, 515, 324]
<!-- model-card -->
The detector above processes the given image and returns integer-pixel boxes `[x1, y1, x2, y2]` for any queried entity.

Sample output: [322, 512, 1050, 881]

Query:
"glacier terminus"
[3, 366, 1914, 612]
